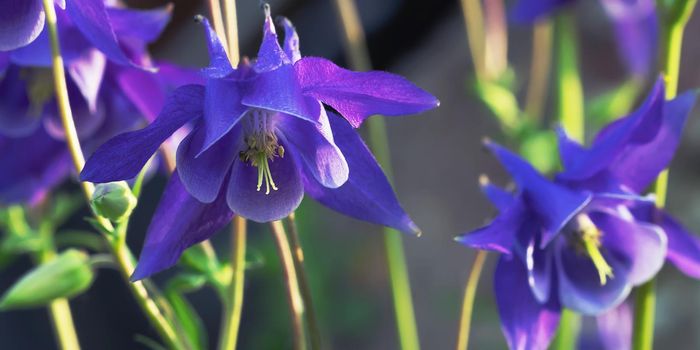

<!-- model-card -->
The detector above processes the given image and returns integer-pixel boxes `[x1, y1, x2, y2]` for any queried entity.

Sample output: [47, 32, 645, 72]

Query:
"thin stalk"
[455, 251, 487, 350]
[36, 218, 80, 350]
[207, 0, 228, 51]
[524, 20, 553, 121]
[218, 216, 247, 350]
[222, 0, 239, 67]
[40, 1, 183, 348]
[634, 2, 696, 349]
[482, 0, 508, 79]
[459, 0, 487, 81]
[331, 1, 420, 349]
[287, 213, 322, 350]
[552, 12, 584, 349]
[270, 220, 308, 350]
[555, 13, 584, 143]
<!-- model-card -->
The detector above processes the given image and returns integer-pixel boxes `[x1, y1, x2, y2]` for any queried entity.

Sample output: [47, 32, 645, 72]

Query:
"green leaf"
[520, 130, 559, 174]
[0, 234, 44, 255]
[474, 79, 521, 131]
[0, 249, 94, 310]
[164, 289, 207, 350]
[180, 243, 220, 275]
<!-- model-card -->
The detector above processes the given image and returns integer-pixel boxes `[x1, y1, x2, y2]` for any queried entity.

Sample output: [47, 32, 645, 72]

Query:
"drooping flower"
[457, 78, 700, 349]
[80, 7, 439, 280]
[0, 3, 199, 205]
[511, 0, 657, 78]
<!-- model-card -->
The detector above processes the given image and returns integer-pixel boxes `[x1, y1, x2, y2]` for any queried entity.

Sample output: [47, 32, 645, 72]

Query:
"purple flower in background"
[81, 7, 439, 280]
[457, 79, 700, 349]
[511, 0, 657, 78]
[0, 3, 199, 205]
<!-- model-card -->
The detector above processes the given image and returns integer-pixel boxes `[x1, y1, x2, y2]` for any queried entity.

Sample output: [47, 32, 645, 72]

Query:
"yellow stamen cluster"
[239, 110, 284, 194]
[575, 214, 614, 285]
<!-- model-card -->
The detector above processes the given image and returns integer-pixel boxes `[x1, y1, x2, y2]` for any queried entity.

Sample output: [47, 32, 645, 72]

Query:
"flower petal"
[656, 209, 700, 279]
[106, 5, 171, 44]
[479, 177, 514, 212]
[592, 210, 666, 285]
[0, 128, 70, 205]
[295, 57, 439, 128]
[494, 255, 561, 350]
[65, 0, 139, 67]
[0, 0, 45, 51]
[596, 302, 632, 350]
[242, 64, 321, 125]
[485, 141, 591, 246]
[226, 148, 304, 223]
[254, 7, 290, 73]
[131, 172, 233, 280]
[197, 16, 233, 79]
[279, 107, 348, 188]
[67, 48, 106, 113]
[302, 114, 418, 234]
[199, 77, 248, 154]
[602, 0, 657, 77]
[558, 79, 665, 182]
[81, 84, 204, 183]
[554, 238, 632, 315]
[526, 237, 555, 304]
[279, 17, 301, 63]
[0, 65, 41, 137]
[456, 196, 526, 254]
[177, 124, 241, 203]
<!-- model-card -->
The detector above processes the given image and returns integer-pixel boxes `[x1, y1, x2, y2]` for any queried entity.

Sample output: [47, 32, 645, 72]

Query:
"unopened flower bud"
[90, 182, 137, 222]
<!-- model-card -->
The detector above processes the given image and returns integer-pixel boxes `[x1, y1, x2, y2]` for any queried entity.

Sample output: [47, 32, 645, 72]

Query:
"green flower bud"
[90, 182, 137, 222]
[0, 249, 94, 310]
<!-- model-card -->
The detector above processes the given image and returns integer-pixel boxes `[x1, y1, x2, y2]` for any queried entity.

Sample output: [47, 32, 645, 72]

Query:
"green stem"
[455, 251, 487, 350]
[552, 12, 584, 349]
[555, 12, 584, 143]
[287, 214, 322, 350]
[524, 20, 553, 122]
[553, 309, 581, 350]
[331, 1, 420, 348]
[634, 2, 696, 349]
[270, 220, 308, 350]
[218, 216, 247, 350]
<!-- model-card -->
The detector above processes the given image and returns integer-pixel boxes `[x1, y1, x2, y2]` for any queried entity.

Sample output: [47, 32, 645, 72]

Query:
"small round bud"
[90, 182, 137, 222]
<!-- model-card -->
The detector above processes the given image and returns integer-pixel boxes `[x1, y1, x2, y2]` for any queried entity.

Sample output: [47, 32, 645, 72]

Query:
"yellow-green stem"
[455, 251, 487, 350]
[287, 213, 322, 350]
[331, 1, 420, 349]
[459, 0, 487, 82]
[634, 2, 696, 349]
[207, 0, 228, 52]
[218, 216, 247, 350]
[553, 309, 581, 350]
[524, 20, 553, 121]
[222, 0, 239, 67]
[271, 220, 308, 350]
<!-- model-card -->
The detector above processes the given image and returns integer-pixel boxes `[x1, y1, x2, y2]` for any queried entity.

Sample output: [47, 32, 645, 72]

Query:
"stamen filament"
[576, 214, 614, 285]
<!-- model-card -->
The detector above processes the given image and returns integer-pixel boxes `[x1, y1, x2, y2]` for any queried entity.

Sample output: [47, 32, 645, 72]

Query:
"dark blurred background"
[3, 0, 700, 349]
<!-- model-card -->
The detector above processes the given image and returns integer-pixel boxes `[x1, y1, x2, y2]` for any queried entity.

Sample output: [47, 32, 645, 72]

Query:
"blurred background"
[2, 0, 700, 348]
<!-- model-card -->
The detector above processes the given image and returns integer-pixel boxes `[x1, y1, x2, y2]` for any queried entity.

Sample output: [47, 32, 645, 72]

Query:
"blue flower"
[511, 0, 657, 78]
[457, 79, 700, 350]
[80, 9, 439, 280]
[0, 3, 198, 205]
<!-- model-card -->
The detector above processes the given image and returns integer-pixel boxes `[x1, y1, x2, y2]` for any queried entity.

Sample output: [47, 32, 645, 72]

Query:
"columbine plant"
[80, 7, 439, 279]
[457, 79, 700, 349]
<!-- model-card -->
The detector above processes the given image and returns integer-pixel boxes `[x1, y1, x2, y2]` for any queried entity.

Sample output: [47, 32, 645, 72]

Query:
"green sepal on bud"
[0, 249, 94, 310]
[90, 182, 137, 222]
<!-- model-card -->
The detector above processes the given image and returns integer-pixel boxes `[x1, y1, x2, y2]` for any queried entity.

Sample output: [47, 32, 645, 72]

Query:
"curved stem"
[455, 251, 487, 350]
[331, 1, 420, 349]
[270, 220, 308, 350]
[40, 1, 183, 348]
[287, 214, 322, 350]
[218, 216, 247, 350]
[634, 2, 696, 349]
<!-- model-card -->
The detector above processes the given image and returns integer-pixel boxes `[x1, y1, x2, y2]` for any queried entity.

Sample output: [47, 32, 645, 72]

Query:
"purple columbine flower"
[457, 78, 700, 350]
[511, 0, 657, 79]
[0, 3, 199, 205]
[80, 7, 439, 280]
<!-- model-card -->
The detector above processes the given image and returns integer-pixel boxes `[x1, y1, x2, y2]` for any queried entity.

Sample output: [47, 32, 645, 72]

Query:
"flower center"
[239, 109, 285, 194]
[573, 214, 614, 286]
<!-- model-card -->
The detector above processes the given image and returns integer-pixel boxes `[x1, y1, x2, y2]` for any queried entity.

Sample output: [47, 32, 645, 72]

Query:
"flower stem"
[555, 12, 584, 143]
[524, 20, 553, 122]
[459, 0, 487, 82]
[455, 251, 487, 350]
[552, 12, 584, 349]
[207, 0, 228, 51]
[331, 1, 420, 349]
[40, 1, 183, 348]
[218, 216, 247, 350]
[634, 2, 696, 349]
[286, 213, 322, 350]
[222, 0, 239, 68]
[270, 220, 308, 350]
